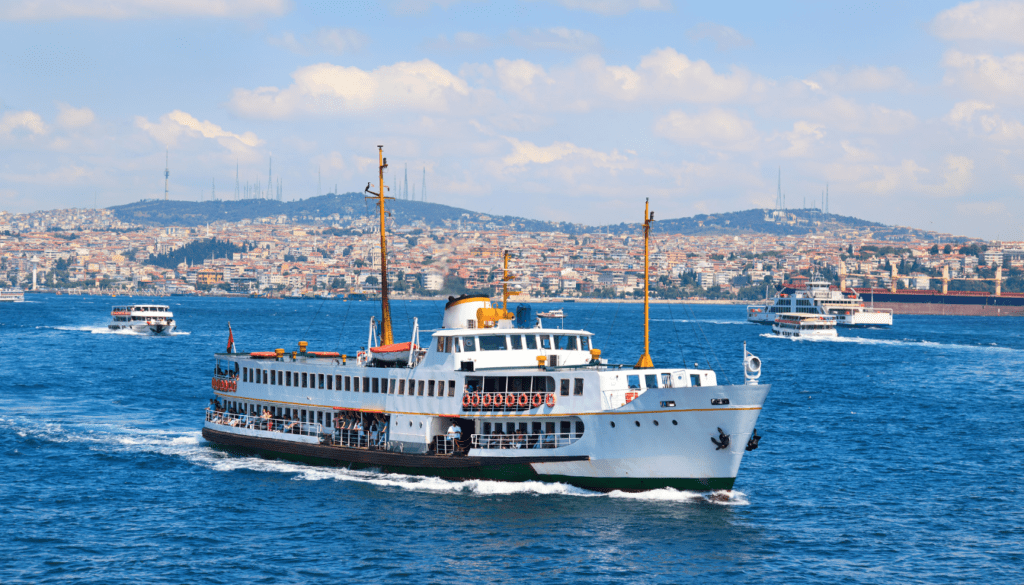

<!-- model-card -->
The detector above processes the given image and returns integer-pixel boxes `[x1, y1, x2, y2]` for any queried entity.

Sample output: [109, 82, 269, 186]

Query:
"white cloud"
[56, 103, 95, 129]
[424, 32, 491, 51]
[501, 137, 630, 172]
[815, 66, 911, 92]
[550, 0, 671, 15]
[654, 109, 758, 151]
[685, 23, 753, 51]
[946, 101, 1024, 140]
[493, 59, 552, 100]
[942, 50, 1024, 98]
[0, 110, 47, 136]
[508, 27, 601, 52]
[269, 28, 367, 55]
[0, 0, 289, 20]
[855, 155, 975, 197]
[946, 100, 995, 125]
[135, 110, 261, 155]
[778, 121, 825, 157]
[932, 0, 1024, 44]
[229, 60, 470, 118]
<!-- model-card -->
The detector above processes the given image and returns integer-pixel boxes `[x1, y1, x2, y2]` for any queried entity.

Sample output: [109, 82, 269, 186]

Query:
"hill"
[110, 195, 916, 238]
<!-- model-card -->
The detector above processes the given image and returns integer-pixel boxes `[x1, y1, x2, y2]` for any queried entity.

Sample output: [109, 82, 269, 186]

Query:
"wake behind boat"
[201, 147, 770, 492]
[108, 304, 177, 335]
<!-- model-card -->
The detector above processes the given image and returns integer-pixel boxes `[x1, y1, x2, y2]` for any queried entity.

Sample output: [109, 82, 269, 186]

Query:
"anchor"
[745, 428, 761, 451]
[710, 427, 730, 450]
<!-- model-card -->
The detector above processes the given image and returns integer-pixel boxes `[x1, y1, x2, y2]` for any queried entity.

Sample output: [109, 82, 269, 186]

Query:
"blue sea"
[2, 295, 1022, 584]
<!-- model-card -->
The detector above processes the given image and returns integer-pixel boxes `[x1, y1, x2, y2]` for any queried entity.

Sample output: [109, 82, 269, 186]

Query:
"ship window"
[463, 337, 476, 352]
[483, 422, 491, 435]
[560, 379, 570, 396]
[345, 376, 351, 391]
[363, 377, 370, 393]
[545, 422, 555, 434]
[454, 338, 462, 353]
[574, 378, 584, 395]
[302, 373, 308, 388]
[645, 374, 658, 389]
[510, 335, 523, 350]
[448, 380, 455, 397]
[399, 379, 405, 395]
[372, 378, 379, 393]
[437, 337, 444, 352]
[277, 371, 283, 385]
[627, 375, 641, 389]
[690, 374, 701, 387]
[525, 335, 537, 350]
[484, 376, 507, 393]
[581, 337, 591, 351]
[560, 421, 571, 438]
[325, 412, 332, 428]
[555, 335, 577, 350]
[319, 374, 325, 389]
[575, 421, 585, 438]
[465, 376, 482, 393]
[532, 421, 542, 435]
[270, 370, 276, 386]
[540, 335, 552, 349]
[418, 380, 424, 396]
[317, 411, 323, 425]
[661, 373, 671, 388]
[353, 377, 359, 392]
[428, 380, 435, 397]
[301, 410, 307, 422]
[390, 379, 397, 394]
[243, 368, 248, 382]
[479, 335, 507, 351]
[333, 375, 339, 390]
[443, 337, 453, 353]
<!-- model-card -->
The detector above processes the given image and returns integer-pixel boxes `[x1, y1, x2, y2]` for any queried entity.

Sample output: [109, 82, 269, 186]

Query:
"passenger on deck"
[445, 420, 461, 454]
[354, 418, 365, 447]
[512, 429, 525, 449]
[261, 408, 271, 431]
[369, 418, 380, 448]
[377, 417, 388, 448]
[492, 428, 505, 449]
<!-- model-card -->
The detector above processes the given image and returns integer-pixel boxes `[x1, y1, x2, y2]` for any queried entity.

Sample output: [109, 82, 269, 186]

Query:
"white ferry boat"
[537, 308, 565, 319]
[201, 148, 770, 492]
[771, 313, 837, 339]
[108, 304, 177, 334]
[0, 287, 25, 302]
[747, 275, 892, 327]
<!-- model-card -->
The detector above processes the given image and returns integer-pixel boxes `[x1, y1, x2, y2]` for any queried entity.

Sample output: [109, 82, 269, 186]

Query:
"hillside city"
[2, 205, 1023, 300]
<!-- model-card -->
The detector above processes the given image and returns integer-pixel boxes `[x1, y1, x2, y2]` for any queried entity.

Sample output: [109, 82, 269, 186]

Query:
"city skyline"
[1, 0, 1023, 240]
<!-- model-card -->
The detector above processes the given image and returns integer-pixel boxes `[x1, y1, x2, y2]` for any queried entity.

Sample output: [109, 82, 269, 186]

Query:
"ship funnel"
[744, 343, 762, 385]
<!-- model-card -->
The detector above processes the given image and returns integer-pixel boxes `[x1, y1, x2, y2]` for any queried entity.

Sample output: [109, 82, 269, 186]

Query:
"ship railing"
[461, 391, 555, 412]
[470, 432, 580, 450]
[205, 409, 323, 438]
[328, 428, 388, 449]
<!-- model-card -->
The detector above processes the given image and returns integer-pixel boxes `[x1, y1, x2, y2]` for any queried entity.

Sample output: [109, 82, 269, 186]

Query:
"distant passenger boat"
[537, 309, 565, 319]
[771, 313, 837, 339]
[108, 304, 177, 335]
[747, 274, 892, 327]
[0, 288, 25, 302]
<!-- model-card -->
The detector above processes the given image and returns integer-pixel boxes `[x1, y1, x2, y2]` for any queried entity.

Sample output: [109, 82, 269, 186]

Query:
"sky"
[1, 0, 1022, 240]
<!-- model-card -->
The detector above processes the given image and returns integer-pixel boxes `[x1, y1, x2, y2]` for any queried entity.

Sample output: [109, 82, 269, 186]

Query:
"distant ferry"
[771, 313, 837, 339]
[0, 288, 25, 302]
[537, 309, 565, 319]
[108, 304, 177, 334]
[748, 275, 892, 327]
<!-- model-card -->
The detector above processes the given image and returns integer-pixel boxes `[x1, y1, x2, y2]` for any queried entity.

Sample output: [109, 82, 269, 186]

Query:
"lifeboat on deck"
[369, 341, 417, 365]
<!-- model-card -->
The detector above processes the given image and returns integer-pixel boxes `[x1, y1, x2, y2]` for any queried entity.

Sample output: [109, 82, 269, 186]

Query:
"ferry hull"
[202, 427, 736, 492]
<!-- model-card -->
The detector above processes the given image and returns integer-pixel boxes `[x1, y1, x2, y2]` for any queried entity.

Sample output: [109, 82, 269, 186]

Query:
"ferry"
[201, 147, 771, 492]
[537, 308, 565, 319]
[0, 287, 25, 302]
[747, 274, 892, 327]
[108, 304, 177, 334]
[771, 313, 837, 339]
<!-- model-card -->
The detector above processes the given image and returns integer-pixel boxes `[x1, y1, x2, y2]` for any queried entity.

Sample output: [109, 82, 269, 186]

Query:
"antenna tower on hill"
[164, 149, 169, 201]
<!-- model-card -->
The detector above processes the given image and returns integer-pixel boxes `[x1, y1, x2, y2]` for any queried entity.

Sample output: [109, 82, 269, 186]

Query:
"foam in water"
[1, 415, 739, 504]
[37, 325, 190, 336]
[759, 332, 1018, 353]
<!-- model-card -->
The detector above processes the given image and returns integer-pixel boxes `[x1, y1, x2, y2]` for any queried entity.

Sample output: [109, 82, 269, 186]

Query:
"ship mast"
[636, 198, 654, 369]
[365, 146, 393, 346]
[502, 250, 511, 313]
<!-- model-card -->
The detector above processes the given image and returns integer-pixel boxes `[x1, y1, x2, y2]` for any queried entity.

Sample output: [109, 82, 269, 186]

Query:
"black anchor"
[710, 427, 730, 450]
[745, 428, 762, 451]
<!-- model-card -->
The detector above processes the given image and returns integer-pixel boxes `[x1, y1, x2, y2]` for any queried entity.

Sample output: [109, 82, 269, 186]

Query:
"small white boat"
[537, 309, 565, 319]
[771, 313, 837, 339]
[108, 304, 177, 335]
[0, 288, 25, 302]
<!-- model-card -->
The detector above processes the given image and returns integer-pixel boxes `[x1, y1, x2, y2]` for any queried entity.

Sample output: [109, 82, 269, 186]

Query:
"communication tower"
[164, 149, 169, 201]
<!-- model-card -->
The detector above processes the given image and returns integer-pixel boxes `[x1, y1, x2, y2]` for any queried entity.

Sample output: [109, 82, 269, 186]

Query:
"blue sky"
[1, 0, 1022, 240]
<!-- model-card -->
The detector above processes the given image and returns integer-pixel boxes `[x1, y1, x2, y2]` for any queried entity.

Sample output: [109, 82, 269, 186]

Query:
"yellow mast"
[635, 198, 654, 369]
[502, 250, 510, 313]
[364, 145, 393, 346]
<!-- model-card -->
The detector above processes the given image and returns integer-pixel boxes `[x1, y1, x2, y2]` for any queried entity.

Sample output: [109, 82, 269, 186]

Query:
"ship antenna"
[365, 145, 394, 345]
[636, 198, 654, 369]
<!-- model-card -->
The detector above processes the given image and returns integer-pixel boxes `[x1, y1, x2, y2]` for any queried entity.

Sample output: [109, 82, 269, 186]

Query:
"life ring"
[518, 393, 528, 407]
[462, 393, 471, 408]
[506, 394, 516, 408]
[532, 393, 542, 408]
[545, 393, 556, 407]
[470, 393, 480, 407]
[481, 393, 492, 407]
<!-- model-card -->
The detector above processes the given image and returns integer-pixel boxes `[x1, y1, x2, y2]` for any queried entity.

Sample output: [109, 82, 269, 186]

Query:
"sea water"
[1, 295, 1022, 583]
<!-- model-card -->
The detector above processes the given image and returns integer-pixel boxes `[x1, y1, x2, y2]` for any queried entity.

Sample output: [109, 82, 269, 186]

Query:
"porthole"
[635, 420, 640, 427]
[672, 420, 678, 425]
[409, 421, 413, 427]
[610, 421, 616, 428]
[653, 420, 659, 426]
[419, 422, 423, 428]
